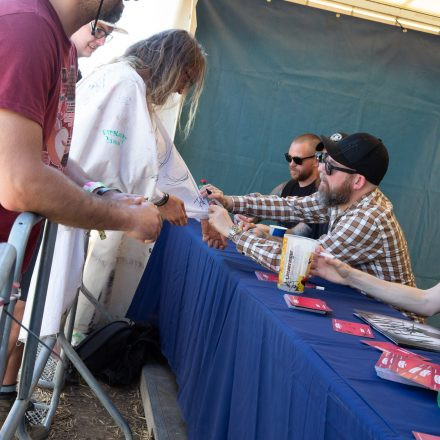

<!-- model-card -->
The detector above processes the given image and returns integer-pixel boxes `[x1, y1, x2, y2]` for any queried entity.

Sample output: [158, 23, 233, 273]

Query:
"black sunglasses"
[315, 152, 357, 176]
[284, 153, 316, 165]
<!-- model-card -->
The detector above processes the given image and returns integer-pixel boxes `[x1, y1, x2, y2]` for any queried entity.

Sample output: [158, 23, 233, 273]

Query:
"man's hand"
[201, 219, 227, 249]
[309, 247, 350, 285]
[241, 222, 270, 238]
[102, 191, 143, 205]
[199, 184, 233, 210]
[157, 195, 188, 226]
[234, 213, 257, 225]
[126, 201, 163, 242]
[208, 205, 234, 237]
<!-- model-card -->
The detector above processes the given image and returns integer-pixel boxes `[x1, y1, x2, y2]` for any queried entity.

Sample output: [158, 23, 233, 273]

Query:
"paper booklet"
[283, 294, 332, 314]
[361, 340, 430, 360]
[332, 319, 374, 338]
[354, 310, 440, 353]
[375, 350, 440, 392]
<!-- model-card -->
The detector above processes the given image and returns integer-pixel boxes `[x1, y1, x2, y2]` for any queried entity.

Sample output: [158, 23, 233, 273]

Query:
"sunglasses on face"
[284, 153, 316, 165]
[315, 152, 357, 176]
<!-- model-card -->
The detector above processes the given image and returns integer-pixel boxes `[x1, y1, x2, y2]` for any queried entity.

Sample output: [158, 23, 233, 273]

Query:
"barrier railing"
[0, 214, 133, 439]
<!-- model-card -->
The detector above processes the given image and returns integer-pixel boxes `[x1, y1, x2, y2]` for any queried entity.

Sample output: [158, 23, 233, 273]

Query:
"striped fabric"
[230, 189, 415, 287]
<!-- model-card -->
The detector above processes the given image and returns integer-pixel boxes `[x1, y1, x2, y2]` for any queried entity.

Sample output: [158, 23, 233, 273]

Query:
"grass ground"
[34, 379, 151, 440]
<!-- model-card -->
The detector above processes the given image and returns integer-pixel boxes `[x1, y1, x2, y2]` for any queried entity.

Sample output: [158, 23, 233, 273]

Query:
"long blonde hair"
[122, 29, 206, 137]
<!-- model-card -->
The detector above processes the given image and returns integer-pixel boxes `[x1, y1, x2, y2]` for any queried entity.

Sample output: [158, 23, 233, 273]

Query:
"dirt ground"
[35, 379, 152, 440]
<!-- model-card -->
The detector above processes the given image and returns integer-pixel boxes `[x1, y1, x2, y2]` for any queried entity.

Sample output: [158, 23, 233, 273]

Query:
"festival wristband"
[83, 181, 106, 193]
[95, 187, 122, 196]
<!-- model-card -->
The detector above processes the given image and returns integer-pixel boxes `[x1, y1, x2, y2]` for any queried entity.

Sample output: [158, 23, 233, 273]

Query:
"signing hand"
[309, 246, 350, 285]
[234, 214, 257, 225]
[158, 195, 188, 226]
[201, 218, 227, 249]
[199, 184, 232, 210]
[208, 204, 234, 237]
[242, 223, 269, 239]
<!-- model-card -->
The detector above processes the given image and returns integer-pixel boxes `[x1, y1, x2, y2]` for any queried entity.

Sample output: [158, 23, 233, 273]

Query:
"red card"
[378, 352, 440, 391]
[400, 360, 440, 391]
[283, 294, 332, 314]
[375, 352, 421, 387]
[361, 340, 429, 360]
[332, 319, 374, 338]
[413, 431, 440, 440]
[255, 271, 278, 282]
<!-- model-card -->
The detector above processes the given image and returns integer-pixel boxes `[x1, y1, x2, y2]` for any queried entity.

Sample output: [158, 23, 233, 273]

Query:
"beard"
[290, 166, 314, 182]
[318, 177, 353, 207]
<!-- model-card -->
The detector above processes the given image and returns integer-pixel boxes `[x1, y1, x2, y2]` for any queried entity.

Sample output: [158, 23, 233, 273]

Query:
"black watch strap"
[154, 193, 170, 207]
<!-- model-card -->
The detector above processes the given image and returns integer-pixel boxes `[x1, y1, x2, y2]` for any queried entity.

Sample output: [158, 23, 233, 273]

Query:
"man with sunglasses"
[204, 132, 415, 289]
[0, 0, 163, 432]
[237, 133, 333, 239]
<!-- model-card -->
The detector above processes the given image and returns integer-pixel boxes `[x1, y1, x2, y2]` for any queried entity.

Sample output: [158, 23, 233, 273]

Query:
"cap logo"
[330, 132, 343, 142]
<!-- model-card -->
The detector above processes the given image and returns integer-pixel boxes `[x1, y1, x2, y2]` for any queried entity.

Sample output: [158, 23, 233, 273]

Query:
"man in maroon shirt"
[0, 0, 163, 428]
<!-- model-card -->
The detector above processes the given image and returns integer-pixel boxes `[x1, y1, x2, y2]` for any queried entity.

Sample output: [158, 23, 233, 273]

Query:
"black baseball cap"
[316, 132, 348, 151]
[319, 132, 389, 185]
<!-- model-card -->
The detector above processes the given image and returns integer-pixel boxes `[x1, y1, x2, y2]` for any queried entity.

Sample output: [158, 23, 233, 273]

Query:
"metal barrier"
[0, 214, 133, 439]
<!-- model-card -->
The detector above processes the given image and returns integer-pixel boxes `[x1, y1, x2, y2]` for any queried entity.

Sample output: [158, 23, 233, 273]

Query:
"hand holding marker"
[199, 179, 223, 206]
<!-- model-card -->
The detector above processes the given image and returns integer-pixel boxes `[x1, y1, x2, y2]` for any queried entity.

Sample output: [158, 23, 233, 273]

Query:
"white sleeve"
[153, 114, 209, 219]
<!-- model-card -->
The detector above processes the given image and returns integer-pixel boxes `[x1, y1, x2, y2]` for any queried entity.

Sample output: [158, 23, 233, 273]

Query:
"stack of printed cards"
[283, 294, 332, 314]
[374, 350, 440, 391]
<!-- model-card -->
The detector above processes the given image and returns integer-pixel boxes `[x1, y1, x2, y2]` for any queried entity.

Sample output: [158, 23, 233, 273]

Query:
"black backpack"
[74, 320, 165, 386]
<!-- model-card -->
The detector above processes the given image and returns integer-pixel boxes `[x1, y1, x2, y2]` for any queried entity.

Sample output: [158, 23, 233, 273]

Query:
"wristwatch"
[227, 224, 242, 241]
[154, 193, 170, 207]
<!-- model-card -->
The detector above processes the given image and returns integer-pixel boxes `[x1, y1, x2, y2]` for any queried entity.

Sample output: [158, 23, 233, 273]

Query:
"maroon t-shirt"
[0, 0, 77, 269]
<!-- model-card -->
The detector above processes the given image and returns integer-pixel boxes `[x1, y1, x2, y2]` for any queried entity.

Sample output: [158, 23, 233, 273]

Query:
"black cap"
[316, 132, 348, 151]
[319, 132, 389, 185]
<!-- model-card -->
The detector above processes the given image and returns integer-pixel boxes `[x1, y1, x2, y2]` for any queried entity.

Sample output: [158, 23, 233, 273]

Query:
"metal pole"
[18, 222, 57, 400]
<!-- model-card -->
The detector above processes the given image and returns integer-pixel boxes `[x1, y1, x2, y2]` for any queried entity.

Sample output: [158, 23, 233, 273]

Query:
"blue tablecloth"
[128, 219, 440, 440]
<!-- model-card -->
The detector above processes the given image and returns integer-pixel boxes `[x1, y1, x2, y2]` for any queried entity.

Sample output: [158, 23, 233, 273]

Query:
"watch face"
[228, 225, 242, 240]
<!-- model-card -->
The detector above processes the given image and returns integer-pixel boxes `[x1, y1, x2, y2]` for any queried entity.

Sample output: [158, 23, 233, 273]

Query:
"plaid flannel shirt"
[230, 189, 415, 287]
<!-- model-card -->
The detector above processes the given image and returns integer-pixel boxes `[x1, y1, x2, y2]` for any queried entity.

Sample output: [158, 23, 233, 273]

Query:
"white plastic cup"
[269, 225, 288, 237]
[278, 234, 318, 293]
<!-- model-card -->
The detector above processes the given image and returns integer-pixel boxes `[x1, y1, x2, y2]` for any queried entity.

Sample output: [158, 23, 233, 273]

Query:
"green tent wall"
[176, 0, 440, 321]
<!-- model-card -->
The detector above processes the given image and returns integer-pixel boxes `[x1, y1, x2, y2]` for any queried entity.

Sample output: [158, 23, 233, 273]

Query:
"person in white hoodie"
[24, 29, 225, 344]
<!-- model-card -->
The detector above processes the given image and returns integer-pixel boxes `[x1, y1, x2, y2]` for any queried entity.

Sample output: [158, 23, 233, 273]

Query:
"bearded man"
[203, 132, 415, 286]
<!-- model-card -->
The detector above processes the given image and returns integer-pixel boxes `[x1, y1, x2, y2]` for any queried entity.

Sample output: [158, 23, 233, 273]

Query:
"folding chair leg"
[0, 338, 55, 440]
[58, 333, 133, 440]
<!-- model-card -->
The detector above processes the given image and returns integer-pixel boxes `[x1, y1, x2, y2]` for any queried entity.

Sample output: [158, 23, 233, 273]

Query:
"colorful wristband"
[95, 187, 122, 196]
[83, 181, 106, 193]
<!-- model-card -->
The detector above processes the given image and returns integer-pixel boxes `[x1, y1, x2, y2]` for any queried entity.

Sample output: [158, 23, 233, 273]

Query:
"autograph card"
[332, 319, 374, 338]
[255, 271, 278, 282]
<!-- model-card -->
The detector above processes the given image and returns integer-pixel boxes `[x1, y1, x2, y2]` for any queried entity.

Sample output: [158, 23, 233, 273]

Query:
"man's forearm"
[229, 194, 305, 222]
[3, 163, 133, 232]
[232, 231, 282, 272]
